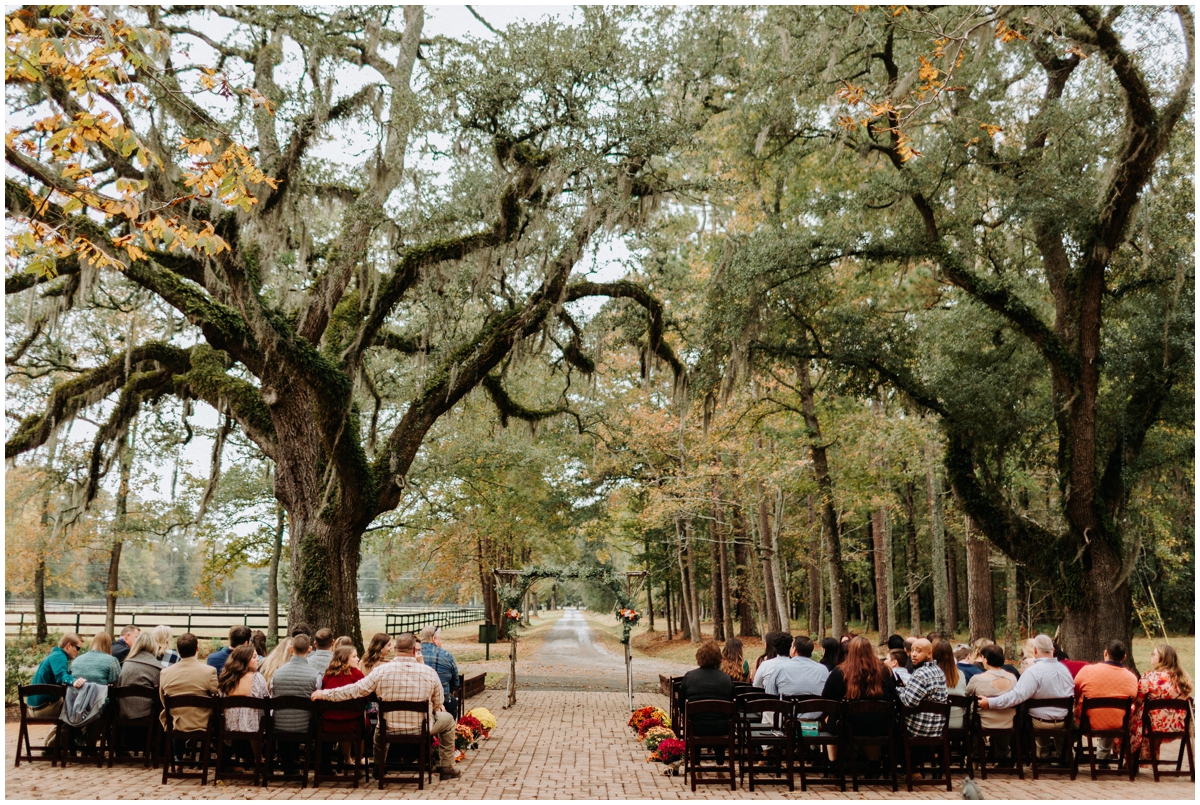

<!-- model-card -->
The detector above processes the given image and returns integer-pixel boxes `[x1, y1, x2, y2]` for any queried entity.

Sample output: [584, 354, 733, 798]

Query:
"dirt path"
[500, 609, 690, 691]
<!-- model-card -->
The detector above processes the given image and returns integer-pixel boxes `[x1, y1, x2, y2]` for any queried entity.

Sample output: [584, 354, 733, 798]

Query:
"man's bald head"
[910, 638, 933, 664]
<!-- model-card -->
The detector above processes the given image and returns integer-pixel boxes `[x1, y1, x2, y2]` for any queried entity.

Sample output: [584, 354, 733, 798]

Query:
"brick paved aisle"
[5, 690, 1194, 800]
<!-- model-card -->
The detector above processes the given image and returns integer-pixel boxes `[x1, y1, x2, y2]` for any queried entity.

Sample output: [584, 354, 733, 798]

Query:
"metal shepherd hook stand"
[493, 568, 648, 711]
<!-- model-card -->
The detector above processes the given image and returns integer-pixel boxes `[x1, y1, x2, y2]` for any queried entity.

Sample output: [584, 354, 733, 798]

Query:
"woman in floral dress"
[217, 644, 269, 766]
[1129, 643, 1193, 760]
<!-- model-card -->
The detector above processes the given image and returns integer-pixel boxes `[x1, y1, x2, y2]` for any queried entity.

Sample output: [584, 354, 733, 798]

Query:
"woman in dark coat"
[681, 642, 735, 762]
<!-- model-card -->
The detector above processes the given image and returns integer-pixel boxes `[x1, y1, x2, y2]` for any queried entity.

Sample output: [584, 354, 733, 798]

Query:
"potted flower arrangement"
[650, 737, 686, 775]
[458, 714, 483, 740]
[467, 707, 496, 738]
[641, 726, 675, 753]
[627, 705, 670, 736]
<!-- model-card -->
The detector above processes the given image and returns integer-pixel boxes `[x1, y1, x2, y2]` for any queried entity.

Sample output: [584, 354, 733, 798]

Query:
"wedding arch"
[493, 564, 647, 709]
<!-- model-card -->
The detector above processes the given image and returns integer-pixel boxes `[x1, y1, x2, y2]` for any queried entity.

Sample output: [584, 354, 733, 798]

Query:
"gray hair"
[417, 624, 439, 642]
[1032, 634, 1055, 654]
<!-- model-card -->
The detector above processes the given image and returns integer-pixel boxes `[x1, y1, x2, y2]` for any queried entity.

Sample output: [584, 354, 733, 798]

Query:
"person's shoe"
[437, 766, 462, 780]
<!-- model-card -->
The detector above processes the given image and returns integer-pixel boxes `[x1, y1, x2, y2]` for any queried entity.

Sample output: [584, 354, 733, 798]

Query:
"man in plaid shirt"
[313, 632, 460, 779]
[897, 638, 948, 737]
[419, 624, 461, 717]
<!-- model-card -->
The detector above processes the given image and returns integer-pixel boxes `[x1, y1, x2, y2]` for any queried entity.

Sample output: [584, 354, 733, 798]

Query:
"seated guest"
[752, 631, 780, 678]
[360, 633, 395, 676]
[259, 637, 293, 684]
[29, 633, 88, 749]
[885, 649, 911, 685]
[897, 638, 948, 738]
[419, 625, 461, 716]
[1073, 639, 1137, 762]
[904, 636, 917, 673]
[207, 625, 252, 674]
[762, 635, 828, 713]
[680, 641, 735, 763]
[1018, 638, 1038, 674]
[314, 633, 462, 780]
[818, 637, 841, 674]
[334, 636, 354, 649]
[159, 633, 219, 759]
[932, 640, 966, 729]
[887, 634, 906, 652]
[250, 630, 268, 665]
[1130, 643, 1194, 761]
[978, 633, 1073, 760]
[308, 628, 336, 676]
[320, 645, 366, 767]
[290, 623, 313, 639]
[821, 636, 896, 759]
[720, 637, 749, 683]
[955, 644, 982, 683]
[1055, 643, 1087, 679]
[70, 631, 122, 686]
[152, 625, 181, 667]
[216, 644, 268, 764]
[966, 645, 1018, 760]
[118, 632, 164, 719]
[269, 635, 319, 774]
[111, 625, 139, 665]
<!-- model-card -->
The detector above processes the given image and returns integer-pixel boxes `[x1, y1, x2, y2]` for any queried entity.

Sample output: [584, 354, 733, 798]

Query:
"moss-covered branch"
[481, 373, 582, 432]
[5, 341, 191, 459]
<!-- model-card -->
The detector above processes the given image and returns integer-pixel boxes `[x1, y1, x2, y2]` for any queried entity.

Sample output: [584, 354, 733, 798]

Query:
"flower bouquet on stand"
[618, 607, 640, 626]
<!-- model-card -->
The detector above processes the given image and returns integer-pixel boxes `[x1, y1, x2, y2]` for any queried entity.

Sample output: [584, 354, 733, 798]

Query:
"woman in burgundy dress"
[321, 645, 367, 765]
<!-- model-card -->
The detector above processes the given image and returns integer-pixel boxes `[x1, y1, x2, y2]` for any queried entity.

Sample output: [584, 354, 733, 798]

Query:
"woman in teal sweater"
[69, 632, 122, 685]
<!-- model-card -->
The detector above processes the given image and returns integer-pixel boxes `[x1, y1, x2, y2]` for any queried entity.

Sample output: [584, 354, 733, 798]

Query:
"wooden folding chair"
[375, 700, 433, 790]
[15, 684, 66, 768]
[684, 699, 737, 791]
[900, 699, 952, 792]
[105, 686, 160, 768]
[161, 693, 216, 785]
[1142, 699, 1194, 782]
[1075, 696, 1135, 781]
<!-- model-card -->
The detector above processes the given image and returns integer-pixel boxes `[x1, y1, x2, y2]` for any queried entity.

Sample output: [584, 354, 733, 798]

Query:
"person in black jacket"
[680, 642, 735, 762]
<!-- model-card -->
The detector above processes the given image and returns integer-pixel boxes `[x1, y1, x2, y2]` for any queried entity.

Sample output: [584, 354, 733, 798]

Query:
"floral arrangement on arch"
[504, 608, 522, 623]
[650, 738, 685, 764]
[618, 607, 640, 626]
[641, 726, 675, 753]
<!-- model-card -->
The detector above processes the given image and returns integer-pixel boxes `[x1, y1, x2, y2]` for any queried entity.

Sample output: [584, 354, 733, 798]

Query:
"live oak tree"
[694, 6, 1194, 658]
[5, 6, 704, 643]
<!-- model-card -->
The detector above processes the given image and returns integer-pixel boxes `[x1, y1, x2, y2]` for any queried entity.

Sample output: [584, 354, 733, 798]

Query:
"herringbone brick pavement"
[5, 690, 1193, 799]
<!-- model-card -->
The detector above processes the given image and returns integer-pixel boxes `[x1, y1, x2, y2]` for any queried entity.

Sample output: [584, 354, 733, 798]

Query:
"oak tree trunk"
[924, 452, 950, 637]
[685, 518, 703, 641]
[717, 496, 735, 641]
[34, 560, 48, 643]
[965, 516, 994, 643]
[806, 495, 821, 634]
[871, 507, 892, 638]
[797, 354, 846, 638]
[268, 503, 284, 643]
[946, 523, 960, 633]
[106, 419, 135, 637]
[708, 512, 725, 642]
[733, 519, 757, 637]
[1004, 558, 1020, 660]
[902, 481, 921, 635]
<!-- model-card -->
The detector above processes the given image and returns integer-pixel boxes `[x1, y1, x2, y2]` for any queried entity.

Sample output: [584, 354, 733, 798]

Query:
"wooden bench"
[463, 673, 487, 699]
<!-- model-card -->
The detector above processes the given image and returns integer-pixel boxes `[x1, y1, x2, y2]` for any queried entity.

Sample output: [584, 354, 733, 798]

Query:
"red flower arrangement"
[651, 738, 685, 763]
[504, 608, 522, 622]
[637, 717, 662, 738]
[457, 714, 484, 737]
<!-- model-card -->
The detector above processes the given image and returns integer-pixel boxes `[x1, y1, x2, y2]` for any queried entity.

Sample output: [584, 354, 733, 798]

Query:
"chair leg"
[942, 740, 952, 791]
[904, 743, 914, 792]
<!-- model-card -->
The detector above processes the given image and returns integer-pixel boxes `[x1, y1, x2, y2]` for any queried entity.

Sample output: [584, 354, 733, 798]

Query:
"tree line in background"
[5, 6, 1193, 657]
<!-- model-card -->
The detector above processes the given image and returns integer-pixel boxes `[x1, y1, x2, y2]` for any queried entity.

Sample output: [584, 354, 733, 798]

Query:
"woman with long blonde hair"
[151, 624, 180, 667]
[1129, 643, 1194, 760]
[259, 637, 293, 683]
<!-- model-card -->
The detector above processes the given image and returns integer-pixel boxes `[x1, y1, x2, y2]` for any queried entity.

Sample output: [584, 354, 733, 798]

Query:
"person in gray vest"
[268, 634, 319, 774]
[307, 628, 335, 676]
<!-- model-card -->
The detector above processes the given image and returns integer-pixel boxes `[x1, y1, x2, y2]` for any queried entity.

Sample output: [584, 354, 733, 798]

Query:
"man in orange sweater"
[1073, 639, 1138, 762]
